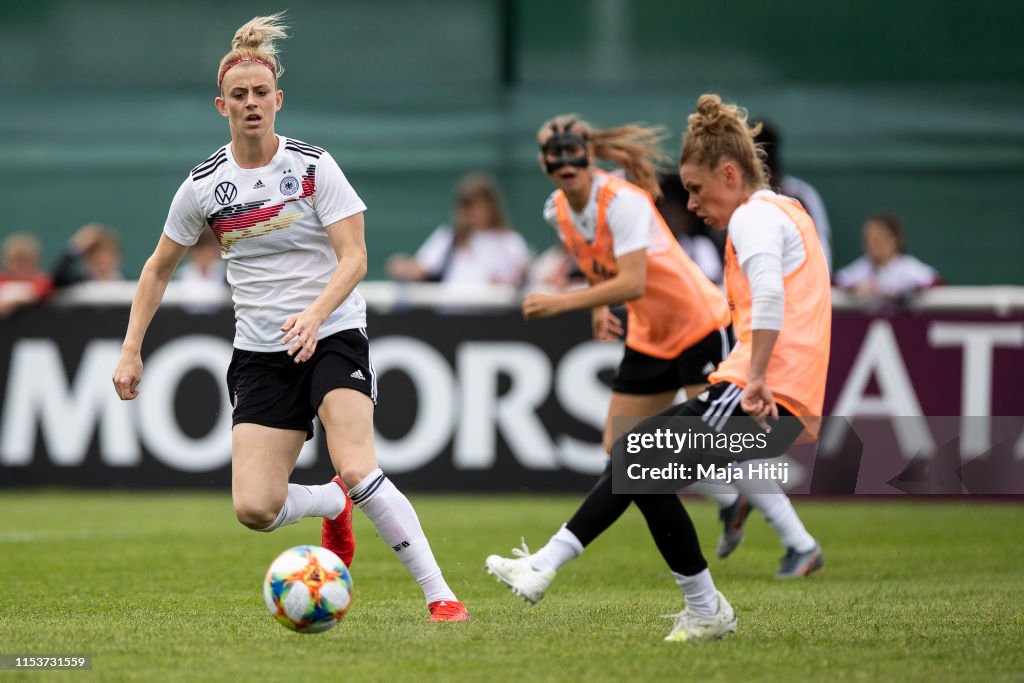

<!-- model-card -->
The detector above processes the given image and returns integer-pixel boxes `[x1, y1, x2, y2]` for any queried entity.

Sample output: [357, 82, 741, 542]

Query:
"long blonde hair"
[217, 13, 289, 91]
[538, 114, 671, 199]
[679, 94, 768, 189]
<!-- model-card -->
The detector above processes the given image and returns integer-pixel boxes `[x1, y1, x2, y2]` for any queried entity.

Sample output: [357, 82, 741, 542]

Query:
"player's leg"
[563, 389, 674, 559]
[486, 388, 676, 604]
[306, 331, 370, 569]
[719, 395, 824, 577]
[318, 385, 467, 620]
[729, 465, 823, 577]
[628, 390, 736, 641]
[227, 346, 347, 533]
[675, 328, 752, 557]
[631, 492, 736, 642]
[231, 423, 347, 531]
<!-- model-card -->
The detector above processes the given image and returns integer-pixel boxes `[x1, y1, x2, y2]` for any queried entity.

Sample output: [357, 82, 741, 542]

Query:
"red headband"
[217, 56, 276, 88]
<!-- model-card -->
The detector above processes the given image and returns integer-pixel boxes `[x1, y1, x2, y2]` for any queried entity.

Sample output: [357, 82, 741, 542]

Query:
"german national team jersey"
[164, 136, 368, 352]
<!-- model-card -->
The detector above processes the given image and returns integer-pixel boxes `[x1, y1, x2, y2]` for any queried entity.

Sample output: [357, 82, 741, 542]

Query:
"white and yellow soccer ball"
[263, 545, 353, 633]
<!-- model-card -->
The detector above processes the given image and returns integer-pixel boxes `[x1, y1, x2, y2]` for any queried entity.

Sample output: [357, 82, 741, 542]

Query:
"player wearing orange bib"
[486, 115, 738, 642]
[669, 93, 832, 611]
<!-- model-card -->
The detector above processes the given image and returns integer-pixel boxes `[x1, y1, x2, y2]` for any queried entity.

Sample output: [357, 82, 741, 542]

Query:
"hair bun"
[689, 94, 729, 136]
[230, 12, 288, 56]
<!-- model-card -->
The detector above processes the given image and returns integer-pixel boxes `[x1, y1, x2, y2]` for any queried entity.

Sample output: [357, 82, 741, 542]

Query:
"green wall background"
[3, 0, 1022, 283]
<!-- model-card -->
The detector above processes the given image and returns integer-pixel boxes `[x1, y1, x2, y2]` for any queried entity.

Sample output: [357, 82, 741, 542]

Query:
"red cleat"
[427, 600, 470, 622]
[321, 476, 355, 568]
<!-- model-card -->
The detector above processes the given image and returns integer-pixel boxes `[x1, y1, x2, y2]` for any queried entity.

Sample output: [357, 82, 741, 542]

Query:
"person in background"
[834, 212, 939, 303]
[387, 173, 530, 287]
[0, 233, 53, 317]
[177, 226, 226, 285]
[176, 227, 229, 313]
[52, 223, 125, 287]
[657, 172, 724, 284]
[757, 121, 833, 272]
[526, 241, 588, 291]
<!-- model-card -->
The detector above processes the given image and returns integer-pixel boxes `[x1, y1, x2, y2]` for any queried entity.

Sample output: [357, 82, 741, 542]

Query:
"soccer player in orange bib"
[674, 95, 831, 585]
[486, 114, 740, 641]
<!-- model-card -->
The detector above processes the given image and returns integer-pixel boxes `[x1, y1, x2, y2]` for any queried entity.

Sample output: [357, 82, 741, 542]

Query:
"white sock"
[687, 482, 740, 509]
[672, 568, 719, 617]
[530, 525, 583, 573]
[350, 468, 457, 605]
[259, 482, 347, 532]
[733, 475, 815, 552]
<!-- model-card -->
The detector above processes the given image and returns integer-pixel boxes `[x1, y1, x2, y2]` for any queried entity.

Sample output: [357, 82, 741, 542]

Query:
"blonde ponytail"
[538, 114, 671, 199]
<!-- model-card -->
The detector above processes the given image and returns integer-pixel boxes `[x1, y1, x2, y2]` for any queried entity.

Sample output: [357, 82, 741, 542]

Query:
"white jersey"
[542, 173, 652, 257]
[729, 190, 808, 276]
[164, 136, 368, 351]
[834, 254, 938, 296]
[415, 224, 531, 285]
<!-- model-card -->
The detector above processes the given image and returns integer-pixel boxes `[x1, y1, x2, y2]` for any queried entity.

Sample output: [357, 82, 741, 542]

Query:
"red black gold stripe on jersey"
[208, 165, 316, 252]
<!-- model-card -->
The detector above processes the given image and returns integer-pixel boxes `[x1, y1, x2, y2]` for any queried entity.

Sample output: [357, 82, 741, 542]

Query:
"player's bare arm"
[280, 212, 367, 363]
[112, 234, 188, 400]
[523, 249, 646, 319]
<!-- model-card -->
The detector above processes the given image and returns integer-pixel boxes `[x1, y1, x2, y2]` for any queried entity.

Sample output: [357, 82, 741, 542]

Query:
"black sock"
[632, 494, 708, 576]
[565, 461, 632, 547]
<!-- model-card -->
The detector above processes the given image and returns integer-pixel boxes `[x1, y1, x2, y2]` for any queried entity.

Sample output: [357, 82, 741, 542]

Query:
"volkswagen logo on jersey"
[215, 181, 238, 205]
[280, 176, 299, 196]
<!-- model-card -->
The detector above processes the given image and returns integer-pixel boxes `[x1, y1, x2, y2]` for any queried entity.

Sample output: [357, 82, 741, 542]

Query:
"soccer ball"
[263, 545, 353, 633]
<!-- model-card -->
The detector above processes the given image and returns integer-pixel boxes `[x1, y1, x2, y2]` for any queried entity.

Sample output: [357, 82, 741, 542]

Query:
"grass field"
[1, 492, 1021, 682]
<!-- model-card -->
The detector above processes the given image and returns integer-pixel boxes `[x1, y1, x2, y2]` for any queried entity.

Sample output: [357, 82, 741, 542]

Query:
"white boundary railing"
[49, 281, 1024, 314]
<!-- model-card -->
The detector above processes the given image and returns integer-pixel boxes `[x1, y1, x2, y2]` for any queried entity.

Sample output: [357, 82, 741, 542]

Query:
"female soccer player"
[675, 94, 830, 581]
[111, 13, 467, 622]
[489, 96, 832, 640]
[486, 114, 737, 641]
[491, 116, 820, 579]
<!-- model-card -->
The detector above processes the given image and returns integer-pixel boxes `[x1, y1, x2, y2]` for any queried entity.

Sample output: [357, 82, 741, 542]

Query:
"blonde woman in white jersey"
[111, 13, 468, 622]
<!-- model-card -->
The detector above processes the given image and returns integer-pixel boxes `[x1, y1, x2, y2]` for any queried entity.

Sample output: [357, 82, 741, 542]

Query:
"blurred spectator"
[0, 233, 53, 317]
[834, 213, 939, 303]
[527, 242, 586, 291]
[177, 227, 226, 285]
[52, 223, 125, 287]
[656, 173, 724, 284]
[387, 173, 530, 286]
[757, 121, 833, 272]
[176, 227, 228, 314]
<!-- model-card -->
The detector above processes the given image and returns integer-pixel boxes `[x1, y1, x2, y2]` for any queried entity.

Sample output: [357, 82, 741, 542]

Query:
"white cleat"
[484, 539, 555, 605]
[663, 591, 737, 642]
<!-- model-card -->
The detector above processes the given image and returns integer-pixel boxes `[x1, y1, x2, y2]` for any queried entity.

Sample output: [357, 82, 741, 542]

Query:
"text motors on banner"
[0, 307, 1021, 492]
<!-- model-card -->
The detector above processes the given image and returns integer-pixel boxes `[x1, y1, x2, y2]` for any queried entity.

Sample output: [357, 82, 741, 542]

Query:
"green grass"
[0, 493, 1021, 682]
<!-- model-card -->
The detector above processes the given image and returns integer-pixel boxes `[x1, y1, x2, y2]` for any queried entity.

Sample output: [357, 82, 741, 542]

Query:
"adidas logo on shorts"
[702, 361, 716, 376]
[350, 369, 366, 380]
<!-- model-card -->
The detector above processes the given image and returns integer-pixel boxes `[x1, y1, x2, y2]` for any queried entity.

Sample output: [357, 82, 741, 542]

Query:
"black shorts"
[611, 327, 733, 395]
[226, 328, 377, 441]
